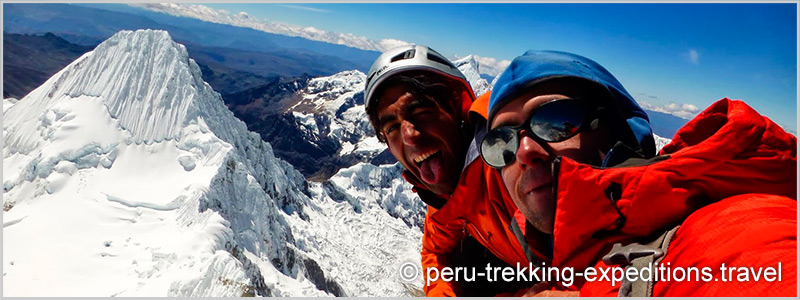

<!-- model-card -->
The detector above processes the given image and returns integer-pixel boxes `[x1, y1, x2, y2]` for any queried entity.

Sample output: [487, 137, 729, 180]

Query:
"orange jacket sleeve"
[420, 206, 466, 296]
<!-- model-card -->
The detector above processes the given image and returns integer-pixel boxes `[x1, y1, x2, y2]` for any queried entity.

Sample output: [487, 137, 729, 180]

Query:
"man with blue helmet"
[480, 50, 796, 296]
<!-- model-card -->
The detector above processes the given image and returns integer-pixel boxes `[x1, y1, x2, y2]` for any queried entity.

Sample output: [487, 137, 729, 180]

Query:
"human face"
[490, 80, 612, 234]
[376, 84, 465, 196]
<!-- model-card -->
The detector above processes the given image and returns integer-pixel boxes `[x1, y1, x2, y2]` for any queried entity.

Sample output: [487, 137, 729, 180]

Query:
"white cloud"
[377, 39, 412, 51]
[133, 3, 409, 52]
[133, 3, 510, 74]
[277, 4, 330, 13]
[638, 98, 701, 120]
[688, 49, 700, 65]
[453, 54, 511, 76]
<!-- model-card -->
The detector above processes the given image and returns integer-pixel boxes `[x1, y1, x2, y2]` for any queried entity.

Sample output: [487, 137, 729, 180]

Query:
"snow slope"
[2, 29, 422, 297]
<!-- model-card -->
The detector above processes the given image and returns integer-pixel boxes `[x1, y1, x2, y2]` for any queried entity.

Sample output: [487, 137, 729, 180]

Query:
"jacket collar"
[549, 98, 797, 273]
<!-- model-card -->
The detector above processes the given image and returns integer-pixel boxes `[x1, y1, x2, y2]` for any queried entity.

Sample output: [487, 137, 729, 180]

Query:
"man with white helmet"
[364, 45, 543, 296]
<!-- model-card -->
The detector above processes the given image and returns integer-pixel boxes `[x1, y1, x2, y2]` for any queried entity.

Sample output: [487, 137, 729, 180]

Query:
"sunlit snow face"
[490, 79, 613, 234]
[376, 84, 464, 196]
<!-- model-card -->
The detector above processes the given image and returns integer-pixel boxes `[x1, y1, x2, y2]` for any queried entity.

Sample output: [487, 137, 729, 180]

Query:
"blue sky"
[201, 3, 797, 131]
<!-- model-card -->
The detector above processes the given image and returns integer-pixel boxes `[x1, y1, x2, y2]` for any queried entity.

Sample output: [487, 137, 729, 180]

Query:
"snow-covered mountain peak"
[4, 28, 427, 297]
[2, 29, 327, 296]
[4, 28, 296, 202]
[455, 55, 480, 72]
[453, 55, 491, 98]
[4, 29, 297, 296]
[7, 30, 209, 147]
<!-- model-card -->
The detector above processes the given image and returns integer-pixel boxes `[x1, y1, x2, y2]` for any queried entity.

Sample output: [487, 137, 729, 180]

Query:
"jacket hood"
[488, 50, 656, 157]
[549, 99, 797, 281]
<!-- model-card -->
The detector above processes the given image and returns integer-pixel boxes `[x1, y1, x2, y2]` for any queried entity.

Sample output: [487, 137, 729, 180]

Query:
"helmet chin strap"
[601, 141, 646, 168]
[587, 105, 607, 131]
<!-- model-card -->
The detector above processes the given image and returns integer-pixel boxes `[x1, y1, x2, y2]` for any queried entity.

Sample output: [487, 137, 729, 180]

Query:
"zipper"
[464, 220, 511, 263]
[460, 222, 466, 252]
[552, 157, 561, 250]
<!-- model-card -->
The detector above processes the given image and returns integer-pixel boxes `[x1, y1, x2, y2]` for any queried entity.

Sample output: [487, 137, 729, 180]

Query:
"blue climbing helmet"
[487, 50, 656, 158]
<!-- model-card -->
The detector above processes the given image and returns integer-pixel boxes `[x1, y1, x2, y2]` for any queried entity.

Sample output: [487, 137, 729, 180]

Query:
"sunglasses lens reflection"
[481, 98, 590, 168]
[530, 100, 587, 142]
[481, 127, 519, 168]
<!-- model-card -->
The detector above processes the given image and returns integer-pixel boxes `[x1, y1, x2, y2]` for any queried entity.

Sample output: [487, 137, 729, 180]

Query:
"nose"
[515, 129, 549, 167]
[400, 120, 421, 146]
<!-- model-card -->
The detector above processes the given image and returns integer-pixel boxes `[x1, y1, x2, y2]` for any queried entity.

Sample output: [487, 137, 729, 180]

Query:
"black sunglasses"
[479, 98, 602, 168]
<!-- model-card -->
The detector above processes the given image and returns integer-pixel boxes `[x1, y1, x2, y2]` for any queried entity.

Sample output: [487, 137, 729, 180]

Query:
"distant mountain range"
[645, 110, 689, 140]
[2, 33, 94, 98]
[73, 3, 382, 65]
[184, 42, 359, 80]
[3, 3, 379, 76]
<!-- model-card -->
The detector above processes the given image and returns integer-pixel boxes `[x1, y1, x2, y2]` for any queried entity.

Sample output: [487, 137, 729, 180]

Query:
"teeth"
[414, 150, 438, 164]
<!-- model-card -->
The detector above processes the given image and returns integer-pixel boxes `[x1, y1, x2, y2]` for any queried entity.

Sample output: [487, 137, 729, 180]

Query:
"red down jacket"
[542, 98, 796, 296]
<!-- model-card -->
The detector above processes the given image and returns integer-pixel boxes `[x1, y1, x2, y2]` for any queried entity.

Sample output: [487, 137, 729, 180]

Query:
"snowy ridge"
[3, 97, 18, 113]
[302, 70, 365, 114]
[2, 29, 421, 297]
[454, 55, 512, 80]
[288, 70, 380, 158]
[5, 30, 201, 147]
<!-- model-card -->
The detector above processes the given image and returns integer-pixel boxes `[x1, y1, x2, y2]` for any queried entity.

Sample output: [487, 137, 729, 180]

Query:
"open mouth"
[413, 150, 439, 166]
[413, 150, 442, 185]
